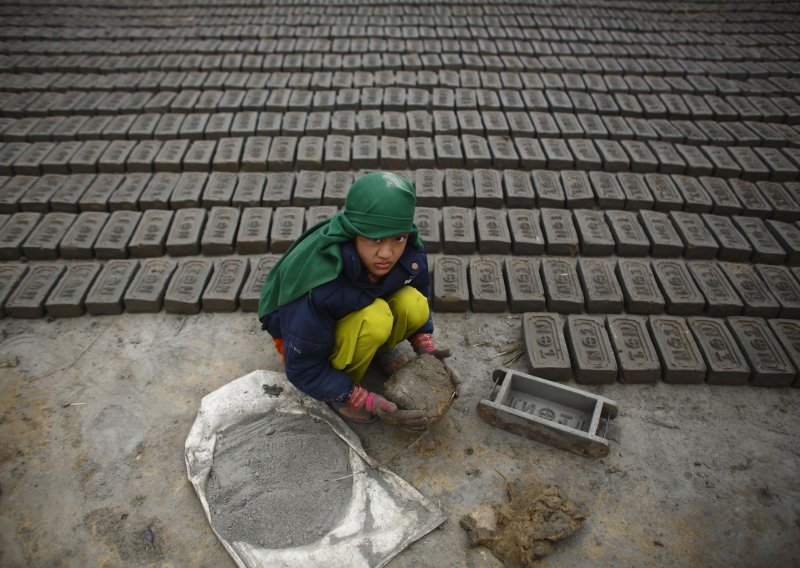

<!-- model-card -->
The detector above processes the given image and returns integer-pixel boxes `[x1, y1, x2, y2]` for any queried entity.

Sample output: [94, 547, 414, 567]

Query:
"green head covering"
[258, 172, 420, 318]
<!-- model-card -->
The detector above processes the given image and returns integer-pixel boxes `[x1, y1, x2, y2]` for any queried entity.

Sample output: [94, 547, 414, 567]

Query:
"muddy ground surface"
[0, 311, 798, 567]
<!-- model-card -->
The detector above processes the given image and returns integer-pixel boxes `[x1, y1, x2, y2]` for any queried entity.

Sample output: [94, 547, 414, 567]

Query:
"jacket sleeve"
[276, 293, 355, 403]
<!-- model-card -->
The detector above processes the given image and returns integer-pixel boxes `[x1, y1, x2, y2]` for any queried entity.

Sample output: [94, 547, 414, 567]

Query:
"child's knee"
[359, 299, 394, 344]
[393, 287, 430, 328]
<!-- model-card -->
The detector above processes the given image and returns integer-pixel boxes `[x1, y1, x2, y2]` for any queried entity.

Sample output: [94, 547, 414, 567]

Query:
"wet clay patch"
[460, 478, 585, 566]
[384, 353, 455, 423]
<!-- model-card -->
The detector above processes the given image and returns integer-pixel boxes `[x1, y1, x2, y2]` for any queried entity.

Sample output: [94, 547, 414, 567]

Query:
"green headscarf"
[258, 172, 421, 318]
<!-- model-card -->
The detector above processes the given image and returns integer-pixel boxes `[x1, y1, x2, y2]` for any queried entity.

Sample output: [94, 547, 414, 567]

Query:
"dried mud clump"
[384, 353, 455, 423]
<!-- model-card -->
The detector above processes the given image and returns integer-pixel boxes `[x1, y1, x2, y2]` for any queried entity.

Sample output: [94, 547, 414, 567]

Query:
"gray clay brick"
[123, 258, 176, 313]
[728, 179, 772, 219]
[589, 172, 626, 209]
[0, 176, 37, 213]
[414, 207, 441, 254]
[270, 207, 304, 253]
[59, 211, 108, 259]
[507, 209, 545, 255]
[765, 220, 800, 265]
[475, 208, 511, 254]
[648, 315, 707, 384]
[22, 211, 75, 260]
[531, 170, 564, 207]
[201, 207, 240, 256]
[566, 315, 618, 384]
[687, 260, 743, 317]
[755, 264, 800, 318]
[45, 262, 101, 318]
[472, 170, 503, 209]
[616, 258, 665, 315]
[672, 175, 712, 213]
[21, 175, 65, 212]
[561, 170, 594, 208]
[0, 212, 42, 260]
[578, 258, 623, 314]
[541, 257, 584, 314]
[541, 208, 578, 256]
[768, 319, 800, 387]
[129, 209, 173, 258]
[164, 258, 213, 314]
[433, 256, 469, 312]
[573, 209, 615, 256]
[203, 172, 237, 208]
[605, 210, 650, 256]
[637, 210, 683, 257]
[442, 206, 476, 254]
[504, 257, 545, 313]
[444, 170, 474, 207]
[5, 263, 65, 318]
[688, 317, 750, 385]
[522, 312, 571, 381]
[652, 259, 706, 315]
[732, 216, 785, 264]
[166, 208, 206, 256]
[0, 264, 28, 317]
[502, 170, 536, 208]
[645, 173, 683, 211]
[670, 211, 719, 259]
[236, 207, 272, 255]
[728, 317, 796, 387]
[719, 262, 780, 318]
[94, 210, 141, 259]
[702, 214, 752, 261]
[415, 170, 443, 207]
[606, 315, 660, 383]
[239, 255, 280, 312]
[202, 258, 248, 312]
[468, 257, 507, 312]
[616, 172, 654, 210]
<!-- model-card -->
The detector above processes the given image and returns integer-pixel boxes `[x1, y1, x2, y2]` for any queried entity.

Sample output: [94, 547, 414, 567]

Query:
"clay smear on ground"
[205, 411, 352, 548]
[461, 478, 585, 566]
[384, 353, 455, 422]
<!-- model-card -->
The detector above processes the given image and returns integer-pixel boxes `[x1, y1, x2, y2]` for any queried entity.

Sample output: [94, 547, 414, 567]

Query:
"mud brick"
[200, 207, 240, 256]
[59, 211, 108, 259]
[564, 138, 599, 171]
[541, 208, 578, 256]
[202, 172, 236, 208]
[256, 112, 282, 137]
[768, 319, 800, 386]
[475, 208, 511, 254]
[48, 174, 91, 212]
[0, 264, 28, 317]
[588, 172, 625, 209]
[504, 257, 545, 312]
[497, 170, 532, 208]
[408, 111, 434, 137]
[507, 112, 535, 137]
[434, 110, 458, 135]
[676, 144, 715, 177]
[199, 258, 247, 312]
[487, 136, 518, 169]
[293, 171, 324, 207]
[471, 169, 503, 208]
[165, 208, 206, 256]
[605, 315, 660, 383]
[444, 170, 474, 207]
[648, 315, 706, 383]
[349, 135, 377, 170]
[432, 256, 469, 313]
[320, 135, 348, 171]
[616, 172, 653, 210]
[672, 175, 712, 213]
[239, 255, 279, 312]
[434, 135, 464, 168]
[5, 263, 65, 318]
[209, 138, 242, 172]
[484, 111, 511, 136]
[0, 144, 29, 175]
[269, 207, 304, 253]
[558, 171, 591, 209]
[20, 175, 64, 212]
[76, 116, 112, 142]
[126, 140, 162, 173]
[652, 258, 705, 315]
[687, 261, 743, 317]
[126, 113, 159, 140]
[230, 173, 264, 208]
[619, 139, 658, 173]
[468, 257, 507, 313]
[122, 258, 176, 313]
[415, 170, 443, 207]
[542, 257, 584, 314]
[410, 207, 439, 254]
[521, 312, 571, 380]
[153, 113, 184, 140]
[176, 113, 208, 140]
[139, 173, 179, 210]
[305, 206, 337, 228]
[514, 138, 547, 169]
[759, 183, 800, 222]
[702, 214, 750, 261]
[728, 179, 772, 218]
[728, 317, 796, 387]
[282, 112, 308, 137]
[84, 258, 139, 314]
[263, 173, 294, 207]
[645, 173, 683, 212]
[699, 145, 741, 178]
[541, 138, 573, 170]
[578, 258, 623, 313]
[765, 220, 800, 264]
[727, 146, 770, 181]
[380, 137, 407, 169]
[295, 136, 324, 170]
[44, 262, 100, 318]
[407, 137, 435, 169]
[460, 135, 490, 168]
[686, 317, 749, 385]
[155, 139, 189, 173]
[752, 148, 798, 182]
[0, 176, 36, 213]
[129, 210, 173, 258]
[616, 259, 664, 314]
[163, 258, 213, 314]
[323, 172, 352, 206]
[719, 262, 780, 318]
[733, 216, 785, 263]
[96, 140, 136, 174]
[81, 174, 126, 212]
[50, 116, 88, 143]
[164, 172, 203, 210]
[39, 141, 82, 175]
[240, 136, 271, 172]
[507, 209, 544, 255]
[696, 177, 742, 216]
[21, 212, 75, 259]
[573, 210, 613, 256]
[442, 206, 476, 254]
[589, 139, 626, 172]
[14, 142, 55, 175]
[755, 264, 800, 317]
[69, 140, 109, 174]
[262, 136, 295, 172]
[669, 211, 718, 259]
[306, 111, 331, 136]
[603, 210, 648, 256]
[566, 315, 618, 384]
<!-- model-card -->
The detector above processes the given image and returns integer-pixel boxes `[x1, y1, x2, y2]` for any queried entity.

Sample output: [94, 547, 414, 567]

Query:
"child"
[259, 172, 458, 429]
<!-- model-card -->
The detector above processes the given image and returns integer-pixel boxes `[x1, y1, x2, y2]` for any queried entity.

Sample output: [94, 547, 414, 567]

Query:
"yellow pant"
[330, 286, 430, 383]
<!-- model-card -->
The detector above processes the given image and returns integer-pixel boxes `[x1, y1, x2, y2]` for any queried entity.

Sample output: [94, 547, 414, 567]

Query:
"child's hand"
[410, 333, 452, 359]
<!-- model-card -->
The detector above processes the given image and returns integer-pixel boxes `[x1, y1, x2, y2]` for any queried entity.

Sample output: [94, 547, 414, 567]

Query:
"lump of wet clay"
[384, 353, 455, 422]
[460, 478, 585, 566]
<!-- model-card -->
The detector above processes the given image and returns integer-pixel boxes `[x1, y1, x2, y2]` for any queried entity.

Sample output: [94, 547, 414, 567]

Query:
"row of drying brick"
[3, 105, 800, 153]
[523, 311, 800, 387]
[2, 254, 800, 322]
[3, 196, 800, 264]
[1, 134, 798, 182]
[2, 165, 799, 221]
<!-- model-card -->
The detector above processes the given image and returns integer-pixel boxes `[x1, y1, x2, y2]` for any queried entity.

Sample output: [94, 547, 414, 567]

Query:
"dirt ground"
[0, 310, 798, 567]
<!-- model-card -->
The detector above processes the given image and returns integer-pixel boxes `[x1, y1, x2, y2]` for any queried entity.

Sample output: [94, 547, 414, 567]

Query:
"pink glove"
[410, 333, 461, 398]
[347, 384, 397, 415]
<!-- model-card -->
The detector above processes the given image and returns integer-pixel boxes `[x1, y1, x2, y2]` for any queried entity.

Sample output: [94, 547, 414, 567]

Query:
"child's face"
[354, 234, 409, 277]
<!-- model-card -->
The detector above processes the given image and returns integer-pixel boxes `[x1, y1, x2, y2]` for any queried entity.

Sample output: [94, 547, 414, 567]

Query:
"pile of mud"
[384, 353, 456, 423]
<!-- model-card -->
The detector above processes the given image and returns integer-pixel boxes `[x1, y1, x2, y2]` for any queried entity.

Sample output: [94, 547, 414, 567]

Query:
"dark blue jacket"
[261, 240, 433, 403]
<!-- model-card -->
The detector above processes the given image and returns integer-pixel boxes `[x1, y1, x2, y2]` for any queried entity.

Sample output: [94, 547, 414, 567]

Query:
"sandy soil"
[0, 311, 798, 567]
